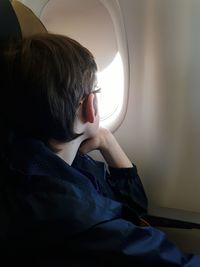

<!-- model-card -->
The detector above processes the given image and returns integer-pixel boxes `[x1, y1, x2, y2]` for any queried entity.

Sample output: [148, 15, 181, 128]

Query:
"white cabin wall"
[115, 0, 200, 214]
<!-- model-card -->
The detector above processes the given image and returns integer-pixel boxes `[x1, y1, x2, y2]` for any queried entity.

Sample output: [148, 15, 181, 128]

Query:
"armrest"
[145, 207, 200, 229]
[144, 214, 200, 229]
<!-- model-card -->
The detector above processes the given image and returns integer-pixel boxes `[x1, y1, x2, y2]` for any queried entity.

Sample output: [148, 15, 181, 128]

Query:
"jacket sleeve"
[73, 216, 200, 267]
[10, 172, 199, 267]
[107, 164, 148, 216]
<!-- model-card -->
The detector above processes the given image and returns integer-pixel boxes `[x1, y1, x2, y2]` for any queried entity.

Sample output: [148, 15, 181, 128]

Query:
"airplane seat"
[0, 0, 21, 43]
[0, 0, 48, 147]
[0, 0, 47, 44]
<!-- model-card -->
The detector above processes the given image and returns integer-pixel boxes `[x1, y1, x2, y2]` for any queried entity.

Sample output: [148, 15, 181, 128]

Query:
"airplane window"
[97, 52, 124, 125]
[17, 0, 129, 131]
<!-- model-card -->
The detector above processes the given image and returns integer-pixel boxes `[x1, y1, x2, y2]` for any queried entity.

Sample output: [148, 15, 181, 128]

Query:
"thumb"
[79, 138, 99, 154]
[79, 140, 93, 154]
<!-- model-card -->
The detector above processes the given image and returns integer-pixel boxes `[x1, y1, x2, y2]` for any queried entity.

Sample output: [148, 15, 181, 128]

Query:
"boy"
[0, 33, 199, 266]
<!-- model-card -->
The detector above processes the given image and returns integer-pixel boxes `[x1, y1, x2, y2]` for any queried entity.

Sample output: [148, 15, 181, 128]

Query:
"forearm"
[99, 130, 132, 168]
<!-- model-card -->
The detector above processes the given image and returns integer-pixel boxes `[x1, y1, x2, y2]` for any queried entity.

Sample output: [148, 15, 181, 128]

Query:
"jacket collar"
[7, 137, 95, 193]
[4, 138, 122, 236]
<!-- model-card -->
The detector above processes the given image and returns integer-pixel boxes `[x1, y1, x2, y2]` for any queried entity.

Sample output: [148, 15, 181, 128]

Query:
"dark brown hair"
[1, 33, 97, 144]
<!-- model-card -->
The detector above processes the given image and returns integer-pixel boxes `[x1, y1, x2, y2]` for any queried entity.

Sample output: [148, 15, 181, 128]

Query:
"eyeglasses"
[91, 86, 101, 95]
[79, 87, 101, 105]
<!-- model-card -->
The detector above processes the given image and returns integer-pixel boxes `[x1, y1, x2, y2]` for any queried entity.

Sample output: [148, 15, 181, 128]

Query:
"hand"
[79, 127, 110, 154]
[79, 127, 132, 168]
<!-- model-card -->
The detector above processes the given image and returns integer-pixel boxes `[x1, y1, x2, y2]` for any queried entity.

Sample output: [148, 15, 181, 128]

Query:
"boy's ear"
[84, 93, 95, 123]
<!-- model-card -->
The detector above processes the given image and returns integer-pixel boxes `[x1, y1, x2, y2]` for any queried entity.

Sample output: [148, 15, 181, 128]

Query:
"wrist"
[98, 129, 132, 168]
[98, 128, 116, 153]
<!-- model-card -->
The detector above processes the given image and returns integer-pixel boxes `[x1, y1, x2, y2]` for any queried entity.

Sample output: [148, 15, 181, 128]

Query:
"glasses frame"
[80, 86, 101, 105]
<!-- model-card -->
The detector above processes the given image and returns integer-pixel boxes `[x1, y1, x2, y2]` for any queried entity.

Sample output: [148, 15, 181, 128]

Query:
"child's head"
[2, 33, 98, 144]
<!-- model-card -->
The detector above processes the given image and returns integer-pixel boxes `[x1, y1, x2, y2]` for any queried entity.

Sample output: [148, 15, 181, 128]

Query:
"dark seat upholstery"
[0, 0, 22, 42]
[0, 0, 47, 44]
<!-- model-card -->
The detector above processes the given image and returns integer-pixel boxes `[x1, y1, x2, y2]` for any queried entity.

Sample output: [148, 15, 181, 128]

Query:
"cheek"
[93, 95, 100, 131]
[95, 113, 100, 130]
[87, 113, 100, 138]
[93, 113, 100, 133]
[94, 95, 98, 115]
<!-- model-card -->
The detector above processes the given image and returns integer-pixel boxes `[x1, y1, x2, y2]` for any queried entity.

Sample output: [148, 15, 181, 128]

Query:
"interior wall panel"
[116, 0, 200, 214]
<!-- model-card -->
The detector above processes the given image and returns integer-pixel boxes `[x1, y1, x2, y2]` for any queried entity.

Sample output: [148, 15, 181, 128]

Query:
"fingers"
[79, 138, 99, 154]
[79, 128, 109, 154]
[79, 140, 91, 154]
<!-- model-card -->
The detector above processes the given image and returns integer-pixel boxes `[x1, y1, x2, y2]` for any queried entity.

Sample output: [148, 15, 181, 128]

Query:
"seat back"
[0, 0, 22, 42]
[0, 0, 47, 44]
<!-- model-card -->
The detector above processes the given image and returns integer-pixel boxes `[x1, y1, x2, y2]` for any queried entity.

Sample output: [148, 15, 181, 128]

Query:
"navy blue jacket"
[0, 138, 199, 266]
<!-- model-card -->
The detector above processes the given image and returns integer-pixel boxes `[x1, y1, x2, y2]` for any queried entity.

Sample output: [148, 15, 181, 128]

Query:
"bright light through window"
[97, 52, 124, 125]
